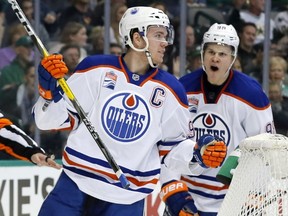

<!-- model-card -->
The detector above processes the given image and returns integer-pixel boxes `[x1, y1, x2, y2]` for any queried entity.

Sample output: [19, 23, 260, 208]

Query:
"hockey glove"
[192, 134, 227, 168]
[160, 181, 198, 216]
[38, 54, 68, 102]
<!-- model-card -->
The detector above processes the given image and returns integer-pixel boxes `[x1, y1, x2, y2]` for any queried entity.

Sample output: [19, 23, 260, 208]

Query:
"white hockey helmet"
[201, 23, 239, 56]
[119, 6, 174, 51]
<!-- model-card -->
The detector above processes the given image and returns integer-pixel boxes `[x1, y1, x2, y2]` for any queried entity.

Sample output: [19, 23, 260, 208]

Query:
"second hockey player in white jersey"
[32, 6, 227, 216]
[172, 23, 275, 216]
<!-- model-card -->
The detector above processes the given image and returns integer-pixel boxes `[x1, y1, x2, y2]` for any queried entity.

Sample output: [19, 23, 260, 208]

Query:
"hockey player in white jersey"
[32, 6, 227, 216]
[168, 23, 275, 216]
[0, 112, 61, 169]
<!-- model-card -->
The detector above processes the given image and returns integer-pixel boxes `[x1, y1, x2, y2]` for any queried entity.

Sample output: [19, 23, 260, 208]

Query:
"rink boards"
[0, 160, 164, 216]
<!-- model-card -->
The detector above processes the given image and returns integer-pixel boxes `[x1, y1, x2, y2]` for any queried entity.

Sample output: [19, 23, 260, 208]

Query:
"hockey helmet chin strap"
[223, 54, 237, 77]
[145, 50, 158, 68]
[129, 36, 158, 68]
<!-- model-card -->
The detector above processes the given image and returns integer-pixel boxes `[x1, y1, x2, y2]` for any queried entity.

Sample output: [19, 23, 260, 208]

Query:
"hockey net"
[218, 133, 288, 216]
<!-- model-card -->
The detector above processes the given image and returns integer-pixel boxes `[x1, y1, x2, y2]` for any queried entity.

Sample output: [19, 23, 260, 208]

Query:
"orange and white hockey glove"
[160, 181, 198, 216]
[38, 54, 68, 102]
[192, 134, 227, 168]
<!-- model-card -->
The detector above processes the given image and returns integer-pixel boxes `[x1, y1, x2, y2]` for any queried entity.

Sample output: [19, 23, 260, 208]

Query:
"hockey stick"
[7, 0, 130, 189]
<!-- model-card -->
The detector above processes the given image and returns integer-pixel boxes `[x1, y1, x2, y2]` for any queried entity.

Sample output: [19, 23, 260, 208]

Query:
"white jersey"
[179, 69, 275, 213]
[33, 55, 196, 204]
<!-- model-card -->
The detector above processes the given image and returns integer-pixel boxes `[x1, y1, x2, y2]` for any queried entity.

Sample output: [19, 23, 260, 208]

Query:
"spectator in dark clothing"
[91, 0, 126, 27]
[237, 22, 258, 75]
[225, 0, 246, 32]
[57, 0, 93, 34]
[269, 81, 288, 136]
[247, 42, 264, 83]
[16, 62, 36, 135]
[3, 0, 50, 45]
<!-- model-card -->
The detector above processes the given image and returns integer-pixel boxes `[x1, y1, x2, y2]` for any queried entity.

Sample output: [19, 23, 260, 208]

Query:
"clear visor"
[146, 24, 174, 45]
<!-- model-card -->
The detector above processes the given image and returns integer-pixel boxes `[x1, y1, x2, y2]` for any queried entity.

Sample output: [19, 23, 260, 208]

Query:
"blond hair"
[270, 56, 287, 73]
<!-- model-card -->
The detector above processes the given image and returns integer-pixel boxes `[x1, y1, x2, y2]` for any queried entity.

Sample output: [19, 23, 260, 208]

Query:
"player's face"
[146, 26, 169, 65]
[203, 43, 234, 85]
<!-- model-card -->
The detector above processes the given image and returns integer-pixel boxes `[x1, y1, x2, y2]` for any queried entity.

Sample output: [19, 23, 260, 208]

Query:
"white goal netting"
[218, 133, 288, 216]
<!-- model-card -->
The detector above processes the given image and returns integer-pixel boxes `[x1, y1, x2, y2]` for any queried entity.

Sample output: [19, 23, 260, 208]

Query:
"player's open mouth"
[210, 66, 219, 71]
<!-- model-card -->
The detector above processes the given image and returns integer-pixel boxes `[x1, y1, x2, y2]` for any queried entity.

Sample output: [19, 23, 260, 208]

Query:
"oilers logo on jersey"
[101, 92, 151, 142]
[192, 112, 231, 146]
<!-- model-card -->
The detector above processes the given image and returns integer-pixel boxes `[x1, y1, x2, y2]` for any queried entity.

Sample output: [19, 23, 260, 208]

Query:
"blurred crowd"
[0, 0, 287, 159]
